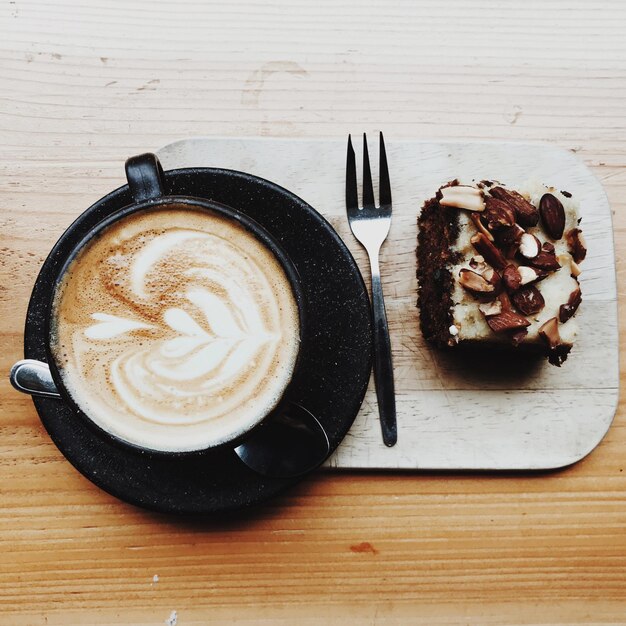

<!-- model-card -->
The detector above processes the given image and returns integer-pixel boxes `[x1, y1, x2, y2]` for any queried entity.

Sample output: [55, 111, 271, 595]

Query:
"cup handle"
[124, 153, 166, 203]
[10, 359, 61, 399]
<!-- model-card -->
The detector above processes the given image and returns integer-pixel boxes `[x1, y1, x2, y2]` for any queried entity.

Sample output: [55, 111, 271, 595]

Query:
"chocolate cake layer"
[416, 180, 586, 366]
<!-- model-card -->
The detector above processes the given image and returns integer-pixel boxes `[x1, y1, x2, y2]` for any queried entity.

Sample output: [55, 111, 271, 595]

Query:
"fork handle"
[369, 253, 397, 447]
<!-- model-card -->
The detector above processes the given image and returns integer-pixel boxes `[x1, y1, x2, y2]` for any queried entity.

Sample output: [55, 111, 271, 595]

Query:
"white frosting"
[52, 208, 300, 452]
[449, 182, 581, 346]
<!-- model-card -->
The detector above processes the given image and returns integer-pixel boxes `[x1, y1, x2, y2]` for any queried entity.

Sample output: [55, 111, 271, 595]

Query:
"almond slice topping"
[502, 264, 522, 292]
[559, 286, 582, 323]
[470, 213, 494, 242]
[471, 233, 507, 270]
[538, 317, 561, 349]
[485, 311, 531, 333]
[458, 269, 495, 295]
[566, 228, 587, 263]
[519, 233, 541, 260]
[440, 186, 485, 212]
[530, 242, 561, 271]
[518, 265, 547, 286]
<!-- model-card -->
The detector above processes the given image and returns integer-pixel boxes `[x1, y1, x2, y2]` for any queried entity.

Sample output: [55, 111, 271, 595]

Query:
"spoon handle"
[10, 359, 61, 399]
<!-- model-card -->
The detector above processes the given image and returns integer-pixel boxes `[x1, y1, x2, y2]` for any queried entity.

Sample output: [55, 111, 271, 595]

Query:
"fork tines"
[346, 132, 392, 213]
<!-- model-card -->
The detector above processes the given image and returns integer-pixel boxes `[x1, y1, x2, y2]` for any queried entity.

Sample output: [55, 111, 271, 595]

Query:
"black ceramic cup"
[11, 153, 312, 460]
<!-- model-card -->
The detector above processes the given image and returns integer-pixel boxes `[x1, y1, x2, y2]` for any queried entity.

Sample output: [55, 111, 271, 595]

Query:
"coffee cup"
[11, 153, 311, 459]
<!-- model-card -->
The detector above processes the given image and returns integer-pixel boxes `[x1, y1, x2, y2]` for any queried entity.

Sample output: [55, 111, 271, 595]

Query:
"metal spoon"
[234, 403, 330, 478]
[10, 359, 61, 399]
[11, 359, 330, 478]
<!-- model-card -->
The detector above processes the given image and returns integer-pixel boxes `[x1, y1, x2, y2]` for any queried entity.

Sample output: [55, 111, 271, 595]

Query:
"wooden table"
[1, 1, 625, 623]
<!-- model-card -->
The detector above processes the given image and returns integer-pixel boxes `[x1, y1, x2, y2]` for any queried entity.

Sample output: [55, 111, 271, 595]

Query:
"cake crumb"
[165, 610, 177, 626]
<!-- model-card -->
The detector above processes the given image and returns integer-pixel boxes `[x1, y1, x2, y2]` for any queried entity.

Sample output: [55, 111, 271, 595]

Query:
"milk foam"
[51, 206, 300, 451]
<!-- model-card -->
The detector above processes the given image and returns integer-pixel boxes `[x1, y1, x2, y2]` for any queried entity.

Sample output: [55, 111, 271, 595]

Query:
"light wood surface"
[1, 0, 625, 623]
[158, 136, 619, 470]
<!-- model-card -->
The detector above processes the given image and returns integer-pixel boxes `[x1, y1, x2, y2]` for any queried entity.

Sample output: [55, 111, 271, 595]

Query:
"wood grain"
[157, 137, 619, 471]
[1, 0, 625, 623]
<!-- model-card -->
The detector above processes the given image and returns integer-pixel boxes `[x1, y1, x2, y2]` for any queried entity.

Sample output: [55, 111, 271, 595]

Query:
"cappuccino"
[50, 205, 300, 452]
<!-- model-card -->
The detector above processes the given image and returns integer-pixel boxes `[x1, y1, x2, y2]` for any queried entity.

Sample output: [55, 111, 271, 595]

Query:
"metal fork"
[346, 132, 397, 447]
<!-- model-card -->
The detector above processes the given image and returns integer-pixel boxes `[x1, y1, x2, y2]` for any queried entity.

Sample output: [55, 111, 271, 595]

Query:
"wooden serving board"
[156, 137, 619, 471]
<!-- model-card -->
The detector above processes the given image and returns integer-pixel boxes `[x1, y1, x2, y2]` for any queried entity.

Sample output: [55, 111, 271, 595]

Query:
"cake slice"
[416, 180, 586, 366]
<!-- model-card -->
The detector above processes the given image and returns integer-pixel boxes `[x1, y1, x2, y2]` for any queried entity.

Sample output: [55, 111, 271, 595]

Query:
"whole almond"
[511, 286, 545, 315]
[490, 186, 539, 227]
[540, 193, 566, 239]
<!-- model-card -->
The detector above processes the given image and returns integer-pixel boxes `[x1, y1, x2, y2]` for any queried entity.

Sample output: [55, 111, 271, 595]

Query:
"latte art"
[51, 207, 300, 451]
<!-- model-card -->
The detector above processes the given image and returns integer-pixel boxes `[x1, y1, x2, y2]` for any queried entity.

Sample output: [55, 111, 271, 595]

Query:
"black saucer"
[24, 168, 373, 514]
